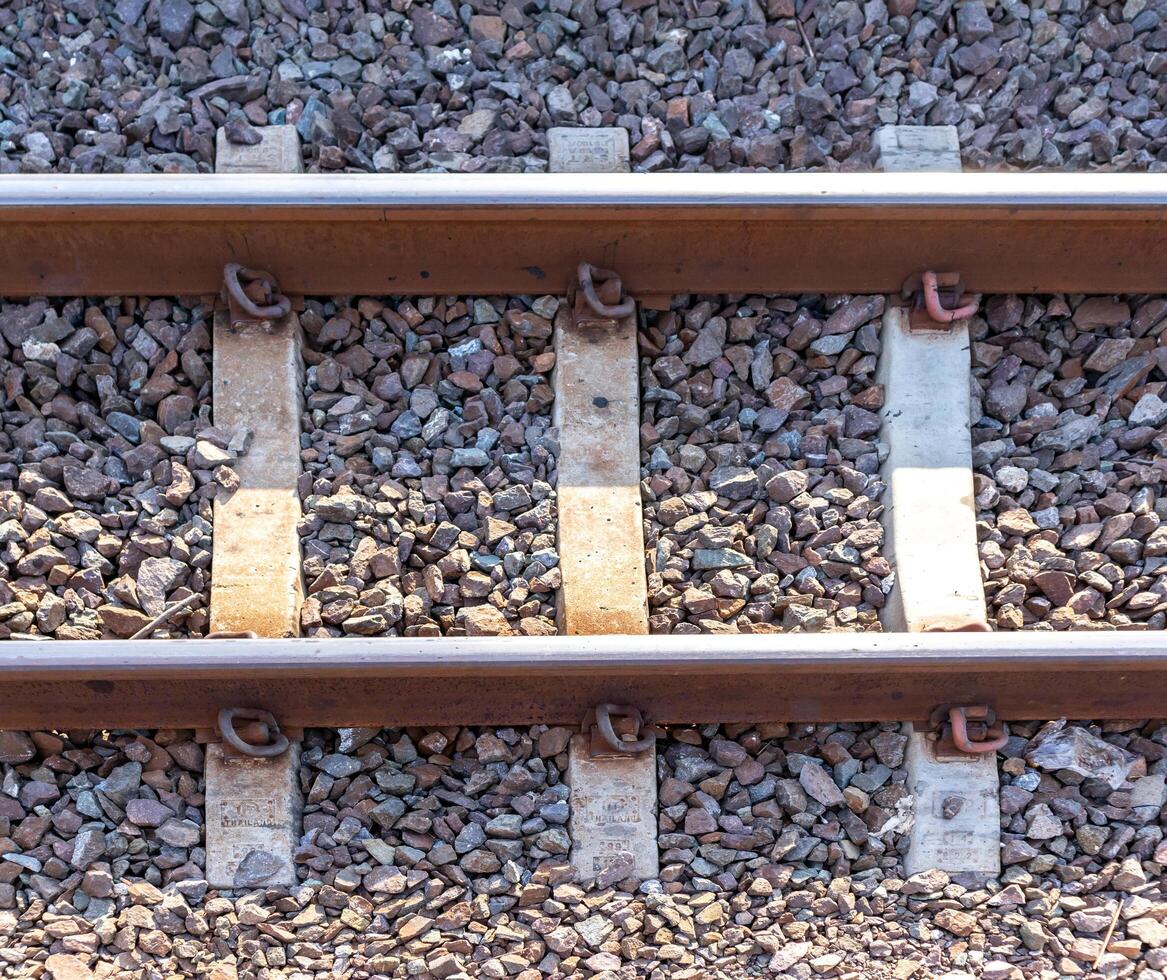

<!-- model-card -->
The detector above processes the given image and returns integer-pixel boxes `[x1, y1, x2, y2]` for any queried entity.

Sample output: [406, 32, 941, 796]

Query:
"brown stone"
[469, 15, 506, 43]
[1073, 298, 1131, 330]
[934, 908, 979, 937]
[1084, 336, 1136, 372]
[766, 377, 810, 412]
[1033, 570, 1075, 606]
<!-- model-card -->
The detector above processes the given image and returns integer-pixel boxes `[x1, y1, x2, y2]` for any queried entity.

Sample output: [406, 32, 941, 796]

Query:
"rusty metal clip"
[584, 703, 656, 755]
[217, 707, 289, 758]
[206, 630, 259, 639]
[222, 263, 291, 329]
[901, 271, 979, 329]
[931, 704, 1008, 755]
[576, 262, 635, 319]
[920, 271, 979, 322]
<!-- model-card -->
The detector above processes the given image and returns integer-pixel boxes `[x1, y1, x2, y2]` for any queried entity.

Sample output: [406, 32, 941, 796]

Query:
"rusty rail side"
[0, 634, 1162, 729]
[2, 173, 1167, 296]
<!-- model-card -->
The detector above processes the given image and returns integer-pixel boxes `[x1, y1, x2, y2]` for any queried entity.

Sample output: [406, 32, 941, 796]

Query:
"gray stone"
[798, 762, 844, 807]
[317, 754, 362, 778]
[708, 466, 758, 500]
[97, 763, 142, 805]
[125, 798, 174, 828]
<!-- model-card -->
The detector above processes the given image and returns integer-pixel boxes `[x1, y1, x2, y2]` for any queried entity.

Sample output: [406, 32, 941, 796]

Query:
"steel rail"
[0, 633, 1162, 729]
[2, 173, 1167, 295]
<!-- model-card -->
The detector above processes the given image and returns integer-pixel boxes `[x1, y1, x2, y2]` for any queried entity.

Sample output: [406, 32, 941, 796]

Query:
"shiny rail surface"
[2, 173, 1167, 295]
[7, 171, 1167, 206]
[0, 634, 1162, 729]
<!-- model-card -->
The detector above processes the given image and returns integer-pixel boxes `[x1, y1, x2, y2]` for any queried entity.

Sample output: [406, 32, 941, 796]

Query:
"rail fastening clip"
[901, 270, 980, 331]
[217, 707, 290, 758]
[582, 703, 657, 758]
[929, 704, 1008, 756]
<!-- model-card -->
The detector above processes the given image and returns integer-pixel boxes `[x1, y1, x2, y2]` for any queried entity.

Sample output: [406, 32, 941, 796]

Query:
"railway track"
[1, 138, 1166, 978]
[0, 169, 1165, 731]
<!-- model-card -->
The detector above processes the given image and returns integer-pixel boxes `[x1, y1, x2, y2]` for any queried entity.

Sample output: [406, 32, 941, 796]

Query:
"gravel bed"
[640, 294, 889, 633]
[656, 722, 911, 888]
[0, 296, 220, 640]
[995, 719, 1167, 978]
[1, 0, 1164, 175]
[298, 294, 559, 638]
[2, 720, 1165, 978]
[972, 294, 1167, 631]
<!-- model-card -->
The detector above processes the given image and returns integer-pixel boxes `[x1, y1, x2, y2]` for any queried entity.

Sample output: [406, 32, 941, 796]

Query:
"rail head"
[3, 171, 1167, 213]
[0, 630, 1161, 672]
